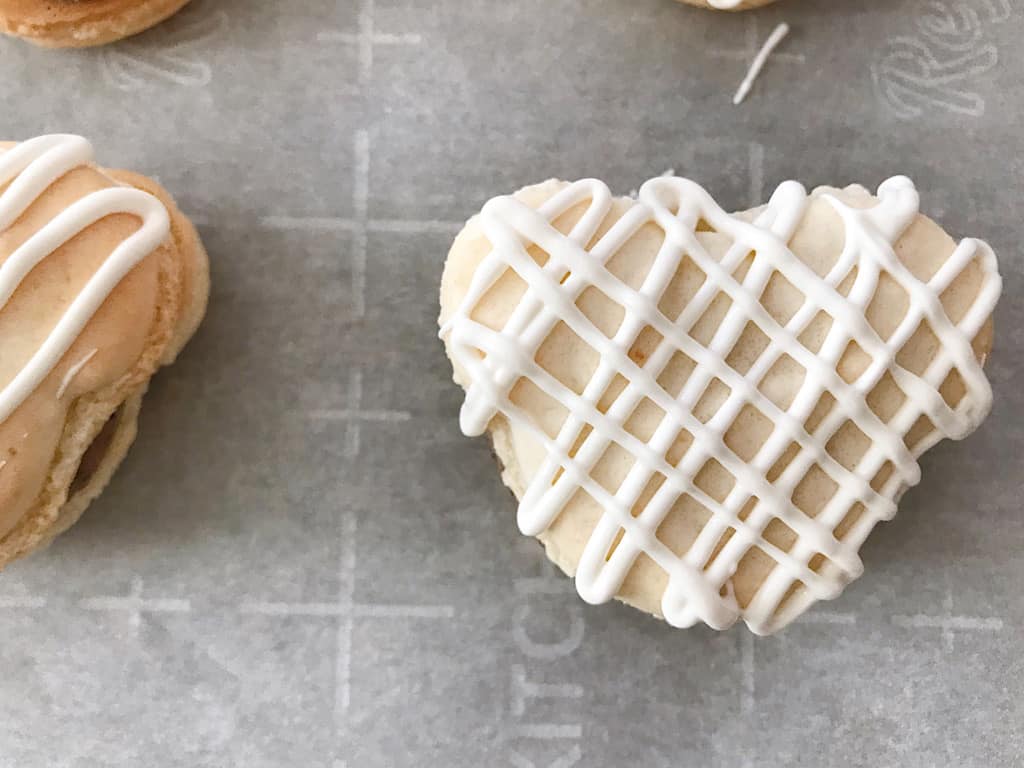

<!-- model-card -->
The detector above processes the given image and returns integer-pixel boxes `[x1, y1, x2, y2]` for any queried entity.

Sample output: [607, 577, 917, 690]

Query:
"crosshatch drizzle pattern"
[442, 176, 1001, 634]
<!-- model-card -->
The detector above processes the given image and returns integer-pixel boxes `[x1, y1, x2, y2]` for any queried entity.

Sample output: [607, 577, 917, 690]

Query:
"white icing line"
[0, 135, 170, 426]
[441, 175, 1001, 633]
[78, 595, 192, 614]
[733, 23, 791, 105]
[56, 348, 98, 400]
[799, 611, 858, 626]
[748, 141, 764, 205]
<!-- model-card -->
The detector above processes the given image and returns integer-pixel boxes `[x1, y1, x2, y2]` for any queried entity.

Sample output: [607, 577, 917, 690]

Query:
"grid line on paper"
[259, 129, 462, 319]
[260, 0, 439, 318]
[317, 0, 423, 87]
[239, 511, 455, 725]
[78, 577, 191, 630]
[307, 370, 413, 460]
[710, 14, 806, 64]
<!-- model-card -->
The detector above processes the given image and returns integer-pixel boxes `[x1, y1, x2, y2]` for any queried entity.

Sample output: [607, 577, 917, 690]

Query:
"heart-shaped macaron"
[439, 174, 1000, 635]
[0, 135, 209, 567]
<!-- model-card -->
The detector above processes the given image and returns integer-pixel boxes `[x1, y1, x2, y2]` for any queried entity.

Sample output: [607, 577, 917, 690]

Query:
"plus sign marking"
[241, 511, 454, 726]
[710, 15, 806, 65]
[79, 576, 191, 632]
[317, 0, 422, 87]
[893, 583, 1004, 652]
[261, 130, 461, 319]
[309, 370, 412, 459]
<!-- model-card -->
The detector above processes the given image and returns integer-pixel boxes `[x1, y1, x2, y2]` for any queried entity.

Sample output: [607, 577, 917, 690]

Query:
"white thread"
[100, 7, 228, 92]
[441, 176, 1000, 634]
[56, 349, 98, 400]
[733, 23, 791, 105]
[0, 135, 170, 426]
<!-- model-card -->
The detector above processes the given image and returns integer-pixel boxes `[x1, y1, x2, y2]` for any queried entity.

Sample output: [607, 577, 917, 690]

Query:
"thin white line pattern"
[307, 369, 413, 460]
[638, 141, 763, 211]
[318, 0, 422, 87]
[259, 0, 456, 319]
[872, 0, 1012, 119]
[260, 130, 462, 319]
[733, 23, 791, 105]
[78, 576, 191, 633]
[710, 14, 805, 64]
[101, 1, 228, 92]
[0, 595, 47, 609]
[56, 348, 98, 399]
[893, 579, 1004, 652]
[246, 0, 450, 739]
[240, 511, 454, 728]
[441, 175, 999, 634]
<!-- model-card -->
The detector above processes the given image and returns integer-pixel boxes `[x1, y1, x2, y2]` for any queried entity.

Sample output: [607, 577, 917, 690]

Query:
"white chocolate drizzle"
[733, 22, 790, 105]
[0, 135, 170, 425]
[441, 176, 1001, 634]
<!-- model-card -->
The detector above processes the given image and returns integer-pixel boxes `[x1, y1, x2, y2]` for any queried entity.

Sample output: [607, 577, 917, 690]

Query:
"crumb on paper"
[733, 22, 791, 106]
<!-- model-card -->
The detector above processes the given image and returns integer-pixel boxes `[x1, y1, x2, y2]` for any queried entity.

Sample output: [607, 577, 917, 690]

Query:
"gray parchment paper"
[1, 1, 1022, 766]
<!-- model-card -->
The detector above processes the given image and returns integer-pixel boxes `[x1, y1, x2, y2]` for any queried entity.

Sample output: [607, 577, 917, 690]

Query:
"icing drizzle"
[0, 135, 170, 425]
[733, 22, 790, 105]
[441, 176, 1001, 634]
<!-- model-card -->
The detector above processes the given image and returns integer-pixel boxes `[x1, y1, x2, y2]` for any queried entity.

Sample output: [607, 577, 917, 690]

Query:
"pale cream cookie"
[678, 0, 778, 10]
[439, 174, 1000, 635]
[0, 0, 191, 48]
[0, 135, 209, 568]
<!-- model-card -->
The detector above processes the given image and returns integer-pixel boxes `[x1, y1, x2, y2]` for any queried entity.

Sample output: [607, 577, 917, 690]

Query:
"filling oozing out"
[69, 406, 123, 494]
